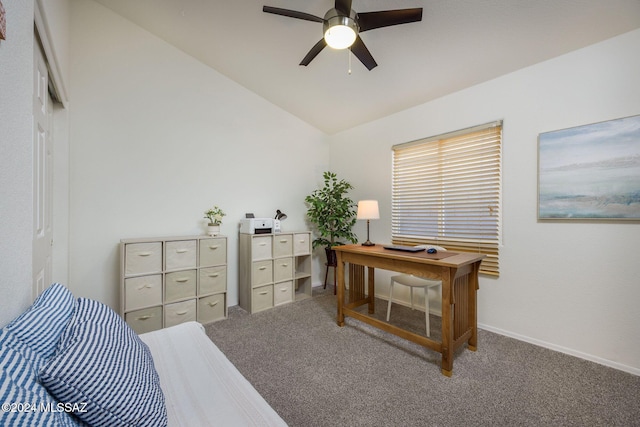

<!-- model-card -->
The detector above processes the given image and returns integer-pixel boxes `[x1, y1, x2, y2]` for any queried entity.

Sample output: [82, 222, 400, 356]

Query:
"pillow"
[39, 298, 167, 427]
[0, 329, 84, 427]
[6, 283, 75, 365]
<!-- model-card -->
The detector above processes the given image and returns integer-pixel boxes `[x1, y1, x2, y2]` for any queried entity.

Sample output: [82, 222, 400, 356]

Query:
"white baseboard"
[479, 323, 640, 377]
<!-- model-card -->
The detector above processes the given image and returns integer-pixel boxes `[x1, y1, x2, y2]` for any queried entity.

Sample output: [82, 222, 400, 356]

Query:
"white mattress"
[140, 321, 287, 427]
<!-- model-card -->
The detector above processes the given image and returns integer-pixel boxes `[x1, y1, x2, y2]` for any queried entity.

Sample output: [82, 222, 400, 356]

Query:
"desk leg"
[367, 266, 375, 314]
[336, 257, 345, 327]
[441, 269, 454, 376]
[441, 305, 454, 376]
[468, 262, 480, 351]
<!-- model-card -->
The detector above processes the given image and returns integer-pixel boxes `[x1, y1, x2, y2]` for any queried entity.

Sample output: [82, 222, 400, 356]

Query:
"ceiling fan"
[263, 0, 423, 70]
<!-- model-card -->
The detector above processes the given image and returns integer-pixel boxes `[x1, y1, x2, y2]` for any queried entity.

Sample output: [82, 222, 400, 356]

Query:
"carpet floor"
[205, 287, 640, 427]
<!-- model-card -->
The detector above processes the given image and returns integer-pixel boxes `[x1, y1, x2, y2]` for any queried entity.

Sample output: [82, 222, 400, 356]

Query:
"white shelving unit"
[239, 231, 312, 314]
[120, 235, 227, 334]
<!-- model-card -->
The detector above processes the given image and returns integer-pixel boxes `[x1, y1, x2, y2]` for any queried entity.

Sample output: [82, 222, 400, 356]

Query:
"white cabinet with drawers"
[120, 235, 227, 334]
[239, 232, 312, 314]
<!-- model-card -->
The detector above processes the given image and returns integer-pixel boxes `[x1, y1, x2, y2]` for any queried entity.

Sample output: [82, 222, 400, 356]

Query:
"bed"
[0, 283, 287, 426]
[140, 321, 286, 426]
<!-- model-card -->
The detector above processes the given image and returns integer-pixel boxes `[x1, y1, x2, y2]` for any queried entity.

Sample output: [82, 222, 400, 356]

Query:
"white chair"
[385, 245, 446, 337]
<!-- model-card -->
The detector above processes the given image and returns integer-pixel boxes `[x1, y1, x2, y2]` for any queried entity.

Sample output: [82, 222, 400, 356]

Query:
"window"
[392, 121, 502, 276]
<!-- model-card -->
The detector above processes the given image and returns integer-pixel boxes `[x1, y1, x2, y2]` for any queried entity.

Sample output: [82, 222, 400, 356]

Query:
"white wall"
[0, 1, 35, 327]
[329, 29, 640, 374]
[68, 0, 329, 309]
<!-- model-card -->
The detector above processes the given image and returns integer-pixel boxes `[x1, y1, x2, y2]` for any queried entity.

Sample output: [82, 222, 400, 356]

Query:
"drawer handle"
[137, 315, 153, 321]
[280, 239, 288, 243]
[281, 263, 288, 267]
[176, 249, 189, 254]
[280, 288, 287, 292]
[175, 278, 189, 283]
[259, 243, 267, 246]
[175, 310, 189, 316]
[137, 284, 154, 290]
[299, 240, 305, 243]
[208, 245, 219, 250]
[208, 273, 220, 278]
[259, 266, 267, 271]
[138, 252, 153, 257]
[259, 291, 269, 295]
[208, 301, 218, 307]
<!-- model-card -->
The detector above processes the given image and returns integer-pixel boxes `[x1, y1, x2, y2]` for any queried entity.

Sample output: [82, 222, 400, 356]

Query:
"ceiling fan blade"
[300, 39, 327, 66]
[357, 8, 423, 32]
[350, 36, 377, 70]
[263, 6, 323, 23]
[334, 0, 352, 16]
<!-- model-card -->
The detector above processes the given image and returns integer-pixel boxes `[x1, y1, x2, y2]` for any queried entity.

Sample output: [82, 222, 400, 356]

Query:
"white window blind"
[392, 121, 502, 276]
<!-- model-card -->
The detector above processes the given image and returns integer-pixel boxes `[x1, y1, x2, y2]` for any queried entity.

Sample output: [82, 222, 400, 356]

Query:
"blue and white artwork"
[538, 115, 640, 219]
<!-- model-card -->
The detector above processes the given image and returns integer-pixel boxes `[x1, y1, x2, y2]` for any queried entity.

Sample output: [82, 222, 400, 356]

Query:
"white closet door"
[32, 36, 53, 298]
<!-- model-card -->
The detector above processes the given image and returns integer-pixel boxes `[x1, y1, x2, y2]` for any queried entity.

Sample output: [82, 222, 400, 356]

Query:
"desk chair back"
[385, 245, 447, 336]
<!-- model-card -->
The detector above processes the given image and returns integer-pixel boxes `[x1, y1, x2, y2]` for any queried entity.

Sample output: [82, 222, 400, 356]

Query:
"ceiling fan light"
[324, 24, 356, 49]
[323, 10, 358, 50]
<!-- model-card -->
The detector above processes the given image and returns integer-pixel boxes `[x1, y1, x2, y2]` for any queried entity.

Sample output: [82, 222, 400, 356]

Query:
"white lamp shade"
[324, 24, 356, 49]
[357, 200, 380, 220]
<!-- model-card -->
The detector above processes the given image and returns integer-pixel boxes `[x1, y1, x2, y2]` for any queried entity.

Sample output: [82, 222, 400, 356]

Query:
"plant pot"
[325, 247, 337, 267]
[207, 224, 220, 236]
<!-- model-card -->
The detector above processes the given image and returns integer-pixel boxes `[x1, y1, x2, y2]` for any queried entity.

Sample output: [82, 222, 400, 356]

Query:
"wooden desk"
[333, 244, 485, 376]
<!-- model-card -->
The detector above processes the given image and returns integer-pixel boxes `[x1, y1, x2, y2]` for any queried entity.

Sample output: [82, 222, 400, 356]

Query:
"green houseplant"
[204, 205, 225, 236]
[204, 206, 225, 225]
[305, 171, 358, 265]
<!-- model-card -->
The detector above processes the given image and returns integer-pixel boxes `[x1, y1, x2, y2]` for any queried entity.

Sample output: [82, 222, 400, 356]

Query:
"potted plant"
[304, 171, 358, 266]
[204, 206, 226, 236]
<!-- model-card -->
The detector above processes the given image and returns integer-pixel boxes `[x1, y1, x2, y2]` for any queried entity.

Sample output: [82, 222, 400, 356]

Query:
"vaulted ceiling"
[92, 0, 640, 134]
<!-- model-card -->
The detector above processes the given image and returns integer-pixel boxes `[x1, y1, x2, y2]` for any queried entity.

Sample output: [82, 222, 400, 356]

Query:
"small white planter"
[207, 224, 220, 236]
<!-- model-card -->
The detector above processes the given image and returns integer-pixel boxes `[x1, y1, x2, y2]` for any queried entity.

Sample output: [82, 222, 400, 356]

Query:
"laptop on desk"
[382, 245, 426, 252]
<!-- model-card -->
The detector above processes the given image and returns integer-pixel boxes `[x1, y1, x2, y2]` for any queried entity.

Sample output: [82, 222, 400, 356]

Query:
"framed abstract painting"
[538, 114, 640, 220]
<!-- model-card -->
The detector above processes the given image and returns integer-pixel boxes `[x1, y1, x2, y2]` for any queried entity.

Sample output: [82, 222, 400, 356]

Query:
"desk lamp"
[357, 200, 379, 246]
[274, 209, 287, 233]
